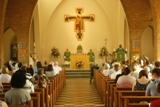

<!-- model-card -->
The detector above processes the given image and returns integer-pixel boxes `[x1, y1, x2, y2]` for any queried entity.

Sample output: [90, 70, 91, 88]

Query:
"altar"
[70, 55, 90, 68]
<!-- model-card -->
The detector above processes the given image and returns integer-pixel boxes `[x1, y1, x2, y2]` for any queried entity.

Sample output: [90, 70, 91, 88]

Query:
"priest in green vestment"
[87, 49, 95, 62]
[64, 49, 71, 62]
[115, 45, 126, 64]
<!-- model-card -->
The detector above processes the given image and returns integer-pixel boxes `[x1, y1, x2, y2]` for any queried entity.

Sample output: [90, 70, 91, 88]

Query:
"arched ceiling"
[121, 0, 153, 33]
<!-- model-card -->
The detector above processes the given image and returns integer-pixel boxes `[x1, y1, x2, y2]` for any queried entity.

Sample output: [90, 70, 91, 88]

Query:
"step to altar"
[65, 68, 91, 78]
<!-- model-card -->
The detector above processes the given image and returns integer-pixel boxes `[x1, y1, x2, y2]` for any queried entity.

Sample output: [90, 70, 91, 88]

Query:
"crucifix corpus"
[64, 8, 95, 40]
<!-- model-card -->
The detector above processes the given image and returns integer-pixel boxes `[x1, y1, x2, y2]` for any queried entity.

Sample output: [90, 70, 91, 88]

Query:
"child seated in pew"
[34, 75, 47, 88]
[33, 68, 49, 85]
[132, 70, 150, 91]
[5, 70, 31, 105]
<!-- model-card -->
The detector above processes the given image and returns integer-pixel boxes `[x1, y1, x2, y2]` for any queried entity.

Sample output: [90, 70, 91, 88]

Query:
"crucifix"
[64, 8, 95, 40]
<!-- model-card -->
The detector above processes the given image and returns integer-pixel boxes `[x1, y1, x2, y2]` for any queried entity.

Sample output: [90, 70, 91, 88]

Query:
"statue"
[11, 44, 18, 61]
[114, 45, 127, 64]
[64, 49, 71, 64]
[87, 49, 95, 62]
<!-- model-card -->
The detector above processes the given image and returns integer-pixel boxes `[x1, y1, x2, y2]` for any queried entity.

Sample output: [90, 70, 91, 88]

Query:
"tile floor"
[54, 78, 105, 107]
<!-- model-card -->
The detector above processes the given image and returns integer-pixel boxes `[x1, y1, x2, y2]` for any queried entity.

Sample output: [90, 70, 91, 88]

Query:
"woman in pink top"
[117, 67, 136, 87]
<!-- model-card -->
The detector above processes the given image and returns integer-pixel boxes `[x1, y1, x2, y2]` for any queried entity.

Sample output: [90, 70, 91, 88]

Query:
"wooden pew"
[123, 96, 160, 107]
[105, 78, 115, 107]
[113, 87, 132, 107]
[48, 76, 55, 105]
[0, 92, 40, 107]
[2, 83, 10, 85]
[3, 85, 11, 92]
[109, 83, 116, 107]
[34, 88, 45, 107]
[93, 69, 115, 107]
[30, 92, 41, 107]
[126, 103, 149, 107]
[2, 82, 11, 92]
[48, 82, 53, 107]
[117, 91, 145, 107]
[8, 100, 33, 107]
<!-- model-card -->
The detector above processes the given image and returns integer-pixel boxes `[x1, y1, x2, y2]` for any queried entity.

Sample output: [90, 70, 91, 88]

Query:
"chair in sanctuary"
[77, 45, 83, 54]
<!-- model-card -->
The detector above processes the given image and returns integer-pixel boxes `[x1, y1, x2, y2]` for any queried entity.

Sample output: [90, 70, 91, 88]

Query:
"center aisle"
[54, 78, 105, 107]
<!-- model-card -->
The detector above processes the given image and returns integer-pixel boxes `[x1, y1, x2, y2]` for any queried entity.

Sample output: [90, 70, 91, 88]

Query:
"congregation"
[0, 60, 62, 106]
[92, 59, 160, 107]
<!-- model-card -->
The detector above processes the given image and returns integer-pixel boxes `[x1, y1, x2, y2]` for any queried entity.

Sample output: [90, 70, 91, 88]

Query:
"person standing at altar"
[87, 49, 95, 63]
[114, 45, 127, 64]
[64, 49, 71, 65]
[29, 53, 34, 67]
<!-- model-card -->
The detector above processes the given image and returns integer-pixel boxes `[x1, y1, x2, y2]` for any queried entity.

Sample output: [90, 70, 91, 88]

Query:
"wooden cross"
[64, 8, 95, 40]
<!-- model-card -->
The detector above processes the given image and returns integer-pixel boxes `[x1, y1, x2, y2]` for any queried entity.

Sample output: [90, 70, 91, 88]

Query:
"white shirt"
[110, 70, 121, 79]
[102, 69, 109, 76]
[23, 80, 34, 93]
[53, 66, 62, 75]
[0, 74, 11, 83]
[45, 71, 56, 76]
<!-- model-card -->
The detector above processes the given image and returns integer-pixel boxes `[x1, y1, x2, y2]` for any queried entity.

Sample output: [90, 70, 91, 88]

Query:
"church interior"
[1, 0, 160, 107]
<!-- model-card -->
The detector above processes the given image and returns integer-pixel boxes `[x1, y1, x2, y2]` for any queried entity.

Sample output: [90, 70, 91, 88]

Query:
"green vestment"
[116, 48, 126, 64]
[87, 52, 95, 62]
[64, 51, 71, 61]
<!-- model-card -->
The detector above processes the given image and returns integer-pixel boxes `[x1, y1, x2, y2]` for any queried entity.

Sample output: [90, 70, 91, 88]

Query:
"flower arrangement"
[51, 47, 60, 58]
[99, 47, 108, 58]
[76, 61, 84, 68]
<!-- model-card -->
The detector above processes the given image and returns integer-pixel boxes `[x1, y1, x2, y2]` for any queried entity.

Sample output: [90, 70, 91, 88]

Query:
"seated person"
[0, 66, 11, 83]
[102, 63, 110, 76]
[150, 82, 160, 107]
[0, 100, 8, 107]
[146, 68, 160, 96]
[5, 70, 31, 105]
[17, 66, 34, 93]
[34, 75, 47, 88]
[117, 67, 136, 87]
[131, 65, 138, 79]
[33, 68, 49, 85]
[45, 64, 56, 76]
[53, 61, 62, 75]
[110, 63, 121, 79]
[132, 70, 150, 91]
[115, 67, 125, 83]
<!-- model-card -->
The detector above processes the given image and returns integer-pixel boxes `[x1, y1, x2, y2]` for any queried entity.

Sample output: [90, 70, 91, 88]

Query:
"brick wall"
[0, 0, 8, 67]
[4, 0, 37, 64]
[121, 0, 154, 60]
[149, 0, 160, 60]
